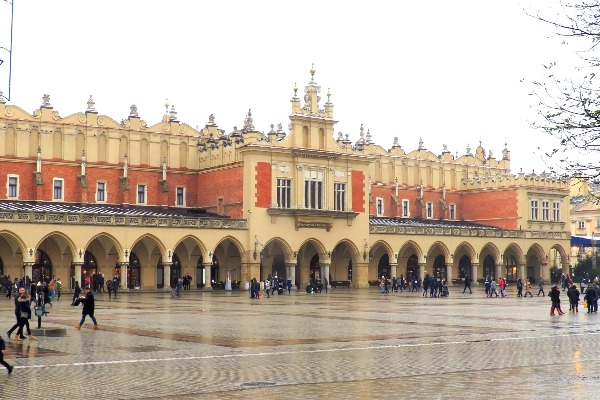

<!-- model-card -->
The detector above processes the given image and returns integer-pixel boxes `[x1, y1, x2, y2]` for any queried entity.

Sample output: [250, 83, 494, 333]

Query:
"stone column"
[119, 262, 128, 290]
[471, 264, 479, 285]
[419, 263, 426, 281]
[446, 264, 453, 285]
[540, 263, 548, 281]
[72, 262, 82, 288]
[203, 262, 212, 290]
[494, 264, 501, 281]
[352, 262, 369, 289]
[389, 263, 397, 281]
[163, 263, 171, 291]
[518, 264, 526, 280]
[286, 263, 296, 288]
[321, 263, 331, 288]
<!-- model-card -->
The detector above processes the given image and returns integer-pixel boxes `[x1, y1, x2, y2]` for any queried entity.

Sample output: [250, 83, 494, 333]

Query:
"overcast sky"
[0, 0, 579, 175]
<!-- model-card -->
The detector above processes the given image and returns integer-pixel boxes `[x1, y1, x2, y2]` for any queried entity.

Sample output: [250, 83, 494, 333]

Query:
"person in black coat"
[0, 334, 13, 374]
[74, 286, 98, 330]
[567, 284, 580, 312]
[71, 281, 82, 305]
[585, 284, 597, 313]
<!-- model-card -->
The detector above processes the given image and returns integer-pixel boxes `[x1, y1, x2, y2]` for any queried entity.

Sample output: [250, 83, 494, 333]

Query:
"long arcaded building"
[0, 68, 571, 290]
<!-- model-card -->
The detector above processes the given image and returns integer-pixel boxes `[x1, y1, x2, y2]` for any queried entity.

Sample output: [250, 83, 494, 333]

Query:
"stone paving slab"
[0, 287, 597, 399]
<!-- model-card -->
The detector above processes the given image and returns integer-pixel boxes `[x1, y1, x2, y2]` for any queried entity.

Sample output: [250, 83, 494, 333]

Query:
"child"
[0, 334, 14, 374]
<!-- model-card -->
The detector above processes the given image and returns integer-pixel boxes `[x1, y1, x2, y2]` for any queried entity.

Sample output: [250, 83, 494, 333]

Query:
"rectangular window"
[334, 183, 346, 211]
[7, 176, 18, 198]
[553, 201, 561, 222]
[304, 170, 323, 209]
[176, 187, 185, 206]
[53, 178, 63, 201]
[530, 200, 539, 220]
[376, 197, 384, 216]
[277, 178, 292, 208]
[449, 204, 456, 220]
[426, 202, 433, 219]
[137, 184, 146, 204]
[579, 221, 586, 229]
[542, 200, 550, 221]
[402, 200, 409, 217]
[96, 182, 106, 202]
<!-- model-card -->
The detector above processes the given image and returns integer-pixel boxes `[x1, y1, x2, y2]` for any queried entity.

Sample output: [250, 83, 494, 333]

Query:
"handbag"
[584, 300, 588, 308]
[20, 311, 28, 319]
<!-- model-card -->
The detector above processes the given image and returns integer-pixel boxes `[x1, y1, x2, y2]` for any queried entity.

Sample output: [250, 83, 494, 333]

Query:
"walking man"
[538, 277, 545, 296]
[74, 286, 99, 330]
[463, 275, 472, 294]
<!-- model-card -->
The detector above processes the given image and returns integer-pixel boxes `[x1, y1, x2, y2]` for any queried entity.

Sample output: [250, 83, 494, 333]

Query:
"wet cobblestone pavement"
[0, 287, 598, 399]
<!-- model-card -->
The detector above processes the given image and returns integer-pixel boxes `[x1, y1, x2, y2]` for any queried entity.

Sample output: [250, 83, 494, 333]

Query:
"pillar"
[518, 263, 526, 280]
[286, 263, 296, 288]
[321, 263, 330, 288]
[446, 264, 453, 285]
[540, 263, 548, 281]
[163, 263, 171, 291]
[119, 262, 128, 291]
[351, 262, 369, 289]
[203, 262, 212, 290]
[72, 262, 82, 289]
[471, 264, 479, 285]
[494, 264, 501, 281]
[419, 263, 426, 281]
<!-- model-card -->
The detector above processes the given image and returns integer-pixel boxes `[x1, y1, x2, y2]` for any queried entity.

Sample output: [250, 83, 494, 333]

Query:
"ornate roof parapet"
[290, 65, 332, 120]
[460, 172, 569, 190]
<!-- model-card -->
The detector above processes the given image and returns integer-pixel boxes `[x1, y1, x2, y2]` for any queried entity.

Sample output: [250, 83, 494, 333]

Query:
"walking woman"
[550, 285, 565, 316]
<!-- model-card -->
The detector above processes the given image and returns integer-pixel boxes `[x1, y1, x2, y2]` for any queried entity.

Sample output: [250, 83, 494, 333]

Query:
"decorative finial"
[165, 99, 169, 114]
[392, 137, 400, 148]
[359, 124, 365, 142]
[242, 109, 254, 132]
[293, 82, 298, 98]
[418, 137, 425, 150]
[466, 144, 472, 155]
[169, 105, 178, 122]
[86, 95, 96, 113]
[442, 144, 448, 152]
[366, 129, 372, 144]
[129, 104, 139, 117]
[269, 124, 275, 133]
[309, 63, 316, 82]
[326, 88, 331, 103]
[208, 114, 216, 125]
[41, 94, 51, 108]
[0, 89, 5, 104]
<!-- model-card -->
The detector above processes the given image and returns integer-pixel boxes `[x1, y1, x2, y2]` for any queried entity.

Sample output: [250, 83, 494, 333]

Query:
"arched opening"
[505, 255, 517, 281]
[378, 254, 390, 279]
[128, 252, 141, 289]
[483, 255, 495, 280]
[406, 254, 419, 279]
[83, 250, 97, 287]
[33, 250, 52, 284]
[309, 254, 320, 285]
[458, 255, 471, 280]
[433, 255, 446, 281]
[271, 254, 286, 279]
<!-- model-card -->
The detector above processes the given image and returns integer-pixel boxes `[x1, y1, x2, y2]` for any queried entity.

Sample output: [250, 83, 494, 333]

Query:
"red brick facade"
[254, 162, 272, 208]
[460, 189, 519, 229]
[197, 165, 243, 218]
[352, 170, 365, 213]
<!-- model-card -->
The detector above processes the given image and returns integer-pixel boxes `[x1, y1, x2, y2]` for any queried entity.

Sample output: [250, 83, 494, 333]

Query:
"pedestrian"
[392, 277, 398, 293]
[537, 277, 545, 296]
[55, 278, 62, 301]
[0, 333, 13, 374]
[490, 279, 498, 298]
[594, 282, 600, 313]
[524, 279, 533, 297]
[499, 277, 507, 297]
[74, 286, 99, 330]
[106, 278, 113, 299]
[550, 285, 565, 316]
[7, 287, 25, 339]
[585, 284, 597, 313]
[287, 278, 292, 294]
[264, 279, 270, 298]
[567, 284, 580, 312]
[112, 277, 119, 298]
[463, 275, 472, 294]
[71, 281, 82, 306]
[484, 276, 491, 297]
[516, 278, 523, 297]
